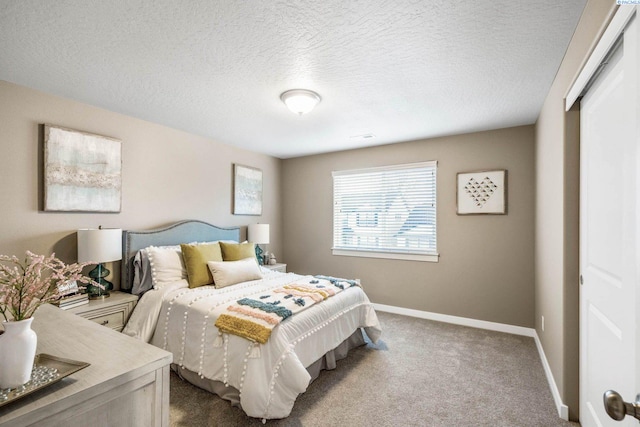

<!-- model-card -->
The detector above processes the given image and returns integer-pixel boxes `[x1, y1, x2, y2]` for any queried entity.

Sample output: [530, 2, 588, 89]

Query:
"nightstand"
[66, 291, 138, 332]
[263, 263, 287, 273]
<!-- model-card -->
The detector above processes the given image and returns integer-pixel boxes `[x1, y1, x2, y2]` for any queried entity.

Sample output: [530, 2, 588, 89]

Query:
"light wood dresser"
[0, 304, 172, 427]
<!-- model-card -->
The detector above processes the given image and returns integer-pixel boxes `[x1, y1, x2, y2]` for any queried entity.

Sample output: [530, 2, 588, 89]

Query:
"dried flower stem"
[0, 251, 103, 321]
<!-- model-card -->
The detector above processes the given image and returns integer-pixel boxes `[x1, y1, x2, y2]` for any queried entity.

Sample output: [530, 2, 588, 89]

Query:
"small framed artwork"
[457, 169, 507, 215]
[43, 124, 122, 212]
[57, 280, 79, 296]
[233, 164, 263, 215]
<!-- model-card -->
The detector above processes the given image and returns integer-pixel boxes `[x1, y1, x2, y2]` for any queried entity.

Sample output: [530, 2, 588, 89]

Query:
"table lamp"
[77, 227, 122, 299]
[248, 223, 270, 265]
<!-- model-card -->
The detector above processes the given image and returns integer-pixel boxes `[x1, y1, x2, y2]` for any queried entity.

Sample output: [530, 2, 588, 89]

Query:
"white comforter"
[123, 269, 381, 420]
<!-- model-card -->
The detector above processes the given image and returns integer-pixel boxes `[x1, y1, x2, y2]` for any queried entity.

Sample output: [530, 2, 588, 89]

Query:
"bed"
[120, 220, 381, 421]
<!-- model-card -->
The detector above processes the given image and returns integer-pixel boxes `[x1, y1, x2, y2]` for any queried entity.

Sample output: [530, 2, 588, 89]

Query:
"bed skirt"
[173, 328, 367, 409]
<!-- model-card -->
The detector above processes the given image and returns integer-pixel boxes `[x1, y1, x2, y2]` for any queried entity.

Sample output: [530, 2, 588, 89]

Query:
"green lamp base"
[87, 263, 112, 299]
[255, 245, 265, 265]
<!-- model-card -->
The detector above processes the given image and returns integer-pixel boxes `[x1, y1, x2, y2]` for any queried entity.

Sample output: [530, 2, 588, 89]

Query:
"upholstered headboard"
[121, 220, 241, 292]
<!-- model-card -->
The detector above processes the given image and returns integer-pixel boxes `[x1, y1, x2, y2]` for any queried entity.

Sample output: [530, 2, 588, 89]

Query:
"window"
[356, 211, 378, 227]
[332, 161, 438, 262]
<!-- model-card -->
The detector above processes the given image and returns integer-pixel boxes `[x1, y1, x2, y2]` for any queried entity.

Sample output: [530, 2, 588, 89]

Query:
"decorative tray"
[0, 354, 90, 407]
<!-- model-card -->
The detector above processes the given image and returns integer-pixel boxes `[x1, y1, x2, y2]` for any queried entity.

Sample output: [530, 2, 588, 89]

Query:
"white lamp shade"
[280, 89, 321, 115]
[248, 224, 270, 245]
[77, 228, 123, 263]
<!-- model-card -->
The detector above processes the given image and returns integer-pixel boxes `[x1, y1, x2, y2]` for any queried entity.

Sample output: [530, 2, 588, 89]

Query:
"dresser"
[0, 304, 172, 427]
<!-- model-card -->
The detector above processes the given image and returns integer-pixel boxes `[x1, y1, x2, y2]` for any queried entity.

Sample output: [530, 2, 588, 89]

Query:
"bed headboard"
[121, 220, 241, 292]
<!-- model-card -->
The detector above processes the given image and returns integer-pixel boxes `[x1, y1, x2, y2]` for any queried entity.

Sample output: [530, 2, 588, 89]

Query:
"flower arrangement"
[0, 251, 100, 322]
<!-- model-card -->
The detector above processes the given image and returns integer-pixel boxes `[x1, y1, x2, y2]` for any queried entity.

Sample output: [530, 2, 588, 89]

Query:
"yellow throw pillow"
[219, 241, 256, 261]
[180, 243, 223, 288]
[207, 257, 263, 289]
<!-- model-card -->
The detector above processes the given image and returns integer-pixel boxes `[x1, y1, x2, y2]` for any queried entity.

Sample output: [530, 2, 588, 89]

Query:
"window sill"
[331, 249, 439, 263]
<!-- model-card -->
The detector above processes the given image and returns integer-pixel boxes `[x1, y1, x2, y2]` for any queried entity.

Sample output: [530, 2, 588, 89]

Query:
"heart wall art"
[456, 170, 507, 215]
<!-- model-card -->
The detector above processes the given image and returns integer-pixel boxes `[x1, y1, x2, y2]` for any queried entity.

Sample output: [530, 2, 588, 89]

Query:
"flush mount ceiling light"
[280, 89, 321, 115]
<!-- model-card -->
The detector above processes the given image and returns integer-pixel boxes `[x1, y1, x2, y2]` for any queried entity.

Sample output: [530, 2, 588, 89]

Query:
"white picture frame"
[456, 169, 507, 215]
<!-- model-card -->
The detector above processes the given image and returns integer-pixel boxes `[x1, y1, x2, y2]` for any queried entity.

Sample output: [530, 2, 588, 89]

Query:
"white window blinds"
[332, 161, 437, 260]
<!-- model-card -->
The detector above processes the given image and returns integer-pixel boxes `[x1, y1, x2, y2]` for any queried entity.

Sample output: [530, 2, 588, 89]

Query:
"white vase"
[0, 318, 37, 389]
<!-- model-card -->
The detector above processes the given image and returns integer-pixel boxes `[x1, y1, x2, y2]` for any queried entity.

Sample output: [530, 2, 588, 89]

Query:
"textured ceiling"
[0, 0, 586, 159]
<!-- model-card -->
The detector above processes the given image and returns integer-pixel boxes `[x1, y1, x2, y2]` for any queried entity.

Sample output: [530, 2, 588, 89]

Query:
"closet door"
[579, 13, 639, 427]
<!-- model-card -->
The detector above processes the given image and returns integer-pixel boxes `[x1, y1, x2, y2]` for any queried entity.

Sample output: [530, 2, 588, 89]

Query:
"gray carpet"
[170, 311, 579, 426]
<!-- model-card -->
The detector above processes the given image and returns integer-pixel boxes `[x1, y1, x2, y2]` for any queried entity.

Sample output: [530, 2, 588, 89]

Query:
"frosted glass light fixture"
[280, 89, 321, 115]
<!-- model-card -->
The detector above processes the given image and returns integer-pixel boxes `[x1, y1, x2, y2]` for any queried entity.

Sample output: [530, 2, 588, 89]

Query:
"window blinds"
[332, 161, 437, 256]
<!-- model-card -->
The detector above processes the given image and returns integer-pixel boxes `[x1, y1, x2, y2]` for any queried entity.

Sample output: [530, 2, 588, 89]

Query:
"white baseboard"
[533, 332, 570, 421]
[372, 303, 569, 421]
[372, 303, 535, 337]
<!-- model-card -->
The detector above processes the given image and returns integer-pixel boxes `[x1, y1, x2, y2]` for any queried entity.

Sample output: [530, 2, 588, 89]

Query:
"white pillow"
[147, 245, 187, 288]
[207, 257, 263, 289]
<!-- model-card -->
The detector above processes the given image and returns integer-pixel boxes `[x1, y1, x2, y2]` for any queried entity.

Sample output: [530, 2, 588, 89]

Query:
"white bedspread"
[123, 270, 381, 420]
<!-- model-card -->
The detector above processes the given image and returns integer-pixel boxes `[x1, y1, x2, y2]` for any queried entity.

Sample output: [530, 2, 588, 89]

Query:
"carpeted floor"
[170, 311, 579, 426]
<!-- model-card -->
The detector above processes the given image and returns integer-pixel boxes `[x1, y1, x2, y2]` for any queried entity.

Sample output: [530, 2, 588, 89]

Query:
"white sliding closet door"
[579, 12, 639, 427]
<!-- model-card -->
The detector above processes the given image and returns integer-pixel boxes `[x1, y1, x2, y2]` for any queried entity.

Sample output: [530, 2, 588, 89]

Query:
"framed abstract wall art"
[233, 164, 263, 215]
[456, 169, 507, 215]
[43, 124, 122, 212]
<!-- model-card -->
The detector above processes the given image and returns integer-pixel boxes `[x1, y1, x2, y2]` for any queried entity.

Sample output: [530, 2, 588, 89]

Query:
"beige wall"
[534, 0, 617, 420]
[0, 2, 620, 417]
[0, 81, 281, 288]
[282, 125, 535, 327]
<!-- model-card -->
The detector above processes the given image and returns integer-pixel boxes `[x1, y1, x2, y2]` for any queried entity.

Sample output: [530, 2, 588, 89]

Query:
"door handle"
[604, 390, 640, 422]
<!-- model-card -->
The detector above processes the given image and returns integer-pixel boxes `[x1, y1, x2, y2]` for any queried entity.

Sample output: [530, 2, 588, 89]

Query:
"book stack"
[54, 293, 89, 310]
